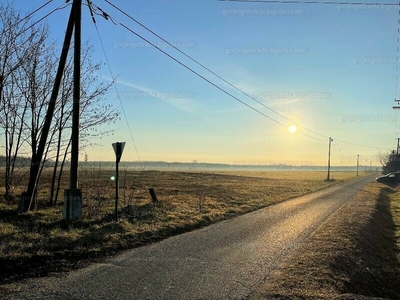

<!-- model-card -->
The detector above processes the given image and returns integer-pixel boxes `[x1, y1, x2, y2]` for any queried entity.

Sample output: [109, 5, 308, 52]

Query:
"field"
[0, 168, 363, 283]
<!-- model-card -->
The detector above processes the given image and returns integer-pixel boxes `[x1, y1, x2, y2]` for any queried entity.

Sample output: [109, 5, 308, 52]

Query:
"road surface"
[4, 173, 377, 300]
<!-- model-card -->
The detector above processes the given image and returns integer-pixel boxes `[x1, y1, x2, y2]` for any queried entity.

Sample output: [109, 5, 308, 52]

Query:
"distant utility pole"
[393, 99, 400, 110]
[327, 137, 333, 180]
[397, 138, 400, 156]
[357, 154, 359, 176]
[393, 99, 400, 171]
[396, 137, 400, 171]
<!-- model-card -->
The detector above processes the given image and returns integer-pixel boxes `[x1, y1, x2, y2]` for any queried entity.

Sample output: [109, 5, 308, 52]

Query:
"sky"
[7, 0, 400, 166]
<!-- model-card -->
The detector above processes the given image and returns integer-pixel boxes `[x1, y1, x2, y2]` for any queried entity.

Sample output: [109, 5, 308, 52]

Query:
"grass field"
[0, 168, 364, 283]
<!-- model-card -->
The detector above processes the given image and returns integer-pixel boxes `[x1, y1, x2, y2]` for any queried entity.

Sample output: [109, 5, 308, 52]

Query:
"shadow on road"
[344, 187, 400, 299]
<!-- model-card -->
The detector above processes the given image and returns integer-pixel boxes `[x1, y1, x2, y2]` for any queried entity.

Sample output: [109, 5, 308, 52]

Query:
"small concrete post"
[63, 189, 82, 220]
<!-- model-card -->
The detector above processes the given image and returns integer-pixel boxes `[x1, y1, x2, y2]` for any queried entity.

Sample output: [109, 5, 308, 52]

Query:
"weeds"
[0, 170, 362, 283]
[198, 191, 205, 213]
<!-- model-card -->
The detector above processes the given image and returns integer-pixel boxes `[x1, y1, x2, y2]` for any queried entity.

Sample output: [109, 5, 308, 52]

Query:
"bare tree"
[47, 43, 118, 206]
[0, 3, 119, 209]
[0, 3, 49, 202]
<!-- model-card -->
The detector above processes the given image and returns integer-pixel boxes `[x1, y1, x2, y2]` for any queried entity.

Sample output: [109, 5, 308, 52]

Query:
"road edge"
[249, 182, 400, 300]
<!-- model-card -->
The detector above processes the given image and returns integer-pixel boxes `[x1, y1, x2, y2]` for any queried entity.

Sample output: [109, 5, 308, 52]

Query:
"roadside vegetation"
[0, 2, 118, 211]
[0, 169, 361, 284]
[389, 185, 400, 277]
[251, 181, 400, 300]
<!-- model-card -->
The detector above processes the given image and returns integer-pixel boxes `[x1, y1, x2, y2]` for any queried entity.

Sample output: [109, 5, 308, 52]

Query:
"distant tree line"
[0, 3, 119, 207]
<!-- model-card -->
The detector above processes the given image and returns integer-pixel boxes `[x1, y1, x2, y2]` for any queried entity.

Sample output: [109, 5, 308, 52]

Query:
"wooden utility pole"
[64, 0, 82, 220]
[357, 154, 359, 176]
[397, 138, 400, 156]
[18, 1, 76, 213]
[70, 0, 81, 190]
[396, 137, 400, 172]
[393, 100, 400, 172]
[327, 137, 333, 180]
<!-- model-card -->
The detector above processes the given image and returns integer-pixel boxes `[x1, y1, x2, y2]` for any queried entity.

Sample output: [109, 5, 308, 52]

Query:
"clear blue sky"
[9, 0, 400, 166]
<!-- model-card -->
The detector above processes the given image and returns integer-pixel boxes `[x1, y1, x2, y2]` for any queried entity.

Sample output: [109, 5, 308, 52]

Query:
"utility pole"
[18, 1, 76, 213]
[397, 138, 400, 156]
[70, 0, 81, 191]
[64, 0, 82, 220]
[327, 137, 333, 180]
[394, 100, 400, 172]
[393, 99, 400, 110]
[396, 137, 400, 171]
[357, 154, 359, 176]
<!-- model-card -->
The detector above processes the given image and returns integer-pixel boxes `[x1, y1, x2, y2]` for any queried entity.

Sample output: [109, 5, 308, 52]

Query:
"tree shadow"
[344, 187, 400, 299]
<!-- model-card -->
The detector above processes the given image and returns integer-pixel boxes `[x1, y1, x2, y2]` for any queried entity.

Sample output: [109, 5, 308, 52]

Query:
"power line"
[89, 4, 287, 127]
[86, 0, 142, 162]
[299, 131, 326, 141]
[116, 23, 287, 127]
[101, 1, 388, 150]
[104, 0, 400, 150]
[92, 1, 387, 152]
[6, 0, 55, 30]
[334, 137, 391, 150]
[17, 2, 71, 38]
[87, 1, 151, 193]
[333, 140, 353, 156]
[103, 0, 329, 140]
[0, 1, 71, 78]
[219, 0, 399, 6]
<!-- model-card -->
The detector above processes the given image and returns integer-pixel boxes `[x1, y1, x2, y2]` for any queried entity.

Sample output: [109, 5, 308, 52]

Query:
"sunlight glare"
[288, 125, 297, 134]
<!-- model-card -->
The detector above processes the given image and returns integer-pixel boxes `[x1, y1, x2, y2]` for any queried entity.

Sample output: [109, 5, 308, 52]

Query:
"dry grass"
[0, 168, 362, 283]
[390, 187, 400, 264]
[250, 182, 400, 300]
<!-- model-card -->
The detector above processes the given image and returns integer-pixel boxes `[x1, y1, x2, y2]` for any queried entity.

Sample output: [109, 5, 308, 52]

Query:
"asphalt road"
[4, 173, 377, 300]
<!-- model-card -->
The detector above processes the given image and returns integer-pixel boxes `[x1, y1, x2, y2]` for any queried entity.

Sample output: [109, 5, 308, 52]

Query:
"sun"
[288, 125, 297, 134]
